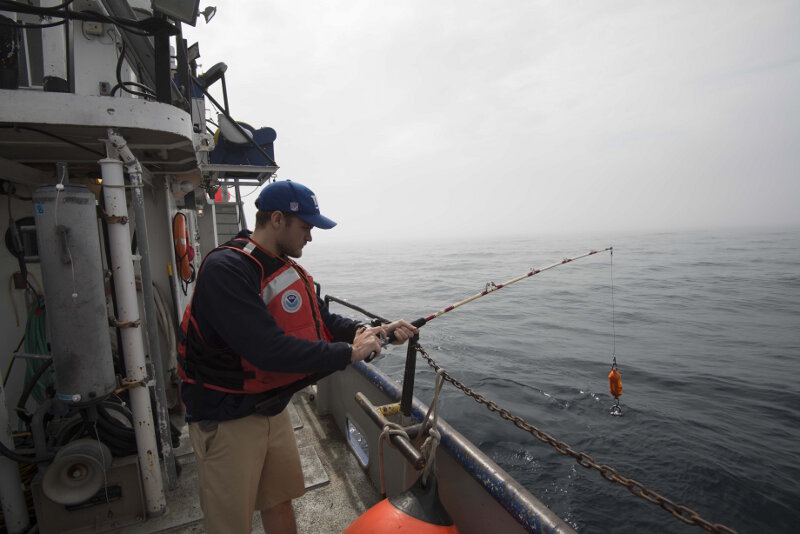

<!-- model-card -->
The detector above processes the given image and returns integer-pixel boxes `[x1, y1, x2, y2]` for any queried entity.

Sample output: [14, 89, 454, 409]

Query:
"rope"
[378, 422, 409, 497]
[419, 368, 445, 486]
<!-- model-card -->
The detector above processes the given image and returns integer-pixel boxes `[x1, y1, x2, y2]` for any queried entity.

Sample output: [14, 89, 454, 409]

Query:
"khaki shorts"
[188, 407, 305, 534]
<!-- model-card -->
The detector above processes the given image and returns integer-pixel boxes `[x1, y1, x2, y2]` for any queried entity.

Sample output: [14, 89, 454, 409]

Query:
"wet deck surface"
[120, 388, 380, 533]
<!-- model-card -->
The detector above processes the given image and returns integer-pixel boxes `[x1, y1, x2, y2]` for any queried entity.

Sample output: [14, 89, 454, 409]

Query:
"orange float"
[345, 477, 458, 534]
[608, 367, 623, 399]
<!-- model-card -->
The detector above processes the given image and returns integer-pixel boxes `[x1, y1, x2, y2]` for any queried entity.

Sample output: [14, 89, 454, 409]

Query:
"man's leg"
[189, 416, 269, 534]
[254, 408, 305, 531]
[261, 500, 297, 534]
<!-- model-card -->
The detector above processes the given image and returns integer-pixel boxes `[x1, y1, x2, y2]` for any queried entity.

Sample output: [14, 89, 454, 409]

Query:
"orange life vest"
[178, 238, 332, 394]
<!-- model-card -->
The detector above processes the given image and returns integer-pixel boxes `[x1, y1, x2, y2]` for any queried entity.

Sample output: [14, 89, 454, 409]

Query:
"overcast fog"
[184, 1, 799, 242]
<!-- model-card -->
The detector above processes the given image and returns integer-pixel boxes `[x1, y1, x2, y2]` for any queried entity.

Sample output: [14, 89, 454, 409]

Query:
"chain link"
[415, 344, 738, 534]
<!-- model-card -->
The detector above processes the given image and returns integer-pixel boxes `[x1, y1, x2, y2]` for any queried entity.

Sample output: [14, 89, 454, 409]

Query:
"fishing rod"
[367, 246, 613, 360]
[251, 247, 613, 413]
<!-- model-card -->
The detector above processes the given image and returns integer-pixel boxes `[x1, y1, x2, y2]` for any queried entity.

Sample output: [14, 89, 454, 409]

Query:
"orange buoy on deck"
[608, 367, 622, 398]
[345, 476, 458, 534]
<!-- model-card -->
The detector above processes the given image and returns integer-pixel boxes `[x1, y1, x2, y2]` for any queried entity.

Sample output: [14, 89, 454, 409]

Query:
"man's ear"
[270, 211, 284, 227]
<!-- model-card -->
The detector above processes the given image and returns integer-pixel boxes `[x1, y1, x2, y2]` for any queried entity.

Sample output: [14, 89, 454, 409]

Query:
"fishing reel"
[364, 318, 390, 363]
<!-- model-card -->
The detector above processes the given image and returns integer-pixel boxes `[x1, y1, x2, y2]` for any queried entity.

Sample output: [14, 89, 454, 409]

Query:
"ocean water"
[302, 227, 800, 534]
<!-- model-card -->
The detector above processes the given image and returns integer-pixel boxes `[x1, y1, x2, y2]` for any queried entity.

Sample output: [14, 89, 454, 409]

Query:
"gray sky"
[184, 1, 800, 242]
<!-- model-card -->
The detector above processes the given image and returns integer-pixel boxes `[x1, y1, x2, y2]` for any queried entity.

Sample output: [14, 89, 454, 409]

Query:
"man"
[178, 180, 417, 533]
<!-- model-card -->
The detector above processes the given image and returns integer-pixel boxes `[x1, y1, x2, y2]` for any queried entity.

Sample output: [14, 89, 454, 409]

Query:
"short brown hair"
[255, 210, 297, 229]
[255, 210, 271, 229]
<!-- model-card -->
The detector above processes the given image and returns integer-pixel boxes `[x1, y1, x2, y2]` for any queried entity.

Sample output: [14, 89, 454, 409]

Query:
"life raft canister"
[344, 475, 458, 533]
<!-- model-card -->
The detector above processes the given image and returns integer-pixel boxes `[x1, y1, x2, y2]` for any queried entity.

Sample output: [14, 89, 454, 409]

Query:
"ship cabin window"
[14, 12, 45, 88]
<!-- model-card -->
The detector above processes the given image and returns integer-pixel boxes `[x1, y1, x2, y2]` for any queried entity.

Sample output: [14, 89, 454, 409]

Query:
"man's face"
[276, 214, 313, 258]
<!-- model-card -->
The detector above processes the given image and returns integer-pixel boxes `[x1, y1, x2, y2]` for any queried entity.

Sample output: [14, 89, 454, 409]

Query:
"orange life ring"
[172, 212, 194, 284]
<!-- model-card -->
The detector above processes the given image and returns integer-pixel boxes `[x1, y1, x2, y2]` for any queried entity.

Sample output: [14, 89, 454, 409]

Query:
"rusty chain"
[415, 344, 738, 534]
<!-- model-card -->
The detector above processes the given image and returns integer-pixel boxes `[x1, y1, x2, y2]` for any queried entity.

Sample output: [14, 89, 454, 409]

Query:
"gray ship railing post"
[400, 334, 419, 417]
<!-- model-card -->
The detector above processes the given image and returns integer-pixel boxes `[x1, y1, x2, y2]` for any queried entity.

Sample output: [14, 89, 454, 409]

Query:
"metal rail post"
[400, 334, 419, 417]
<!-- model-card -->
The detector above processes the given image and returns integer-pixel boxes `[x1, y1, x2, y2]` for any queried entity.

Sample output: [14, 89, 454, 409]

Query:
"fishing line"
[608, 248, 623, 416]
[611, 248, 616, 357]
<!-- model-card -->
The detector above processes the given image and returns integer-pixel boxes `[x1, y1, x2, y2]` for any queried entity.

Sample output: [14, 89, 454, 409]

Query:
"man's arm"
[317, 296, 419, 350]
[317, 294, 364, 343]
[193, 253, 353, 373]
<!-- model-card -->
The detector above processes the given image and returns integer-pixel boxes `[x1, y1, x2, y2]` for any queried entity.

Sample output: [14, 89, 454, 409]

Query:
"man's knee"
[261, 500, 297, 533]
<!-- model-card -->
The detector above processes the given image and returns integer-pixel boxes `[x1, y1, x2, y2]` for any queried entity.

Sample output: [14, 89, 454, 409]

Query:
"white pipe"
[0, 381, 29, 534]
[40, 0, 68, 82]
[107, 129, 178, 490]
[99, 156, 166, 516]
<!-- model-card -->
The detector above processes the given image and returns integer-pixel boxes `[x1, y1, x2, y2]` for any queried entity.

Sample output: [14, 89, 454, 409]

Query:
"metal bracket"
[116, 377, 146, 393]
[97, 206, 129, 225]
[109, 317, 141, 329]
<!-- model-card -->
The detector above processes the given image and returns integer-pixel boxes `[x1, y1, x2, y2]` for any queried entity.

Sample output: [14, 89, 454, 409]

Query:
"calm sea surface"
[302, 227, 800, 534]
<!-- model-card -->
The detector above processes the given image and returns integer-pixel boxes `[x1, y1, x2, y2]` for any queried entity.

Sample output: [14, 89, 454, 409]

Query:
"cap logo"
[289, 201, 299, 212]
[281, 290, 302, 313]
[311, 194, 319, 210]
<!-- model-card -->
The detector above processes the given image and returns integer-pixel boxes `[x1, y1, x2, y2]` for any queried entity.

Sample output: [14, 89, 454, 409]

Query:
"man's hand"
[350, 326, 383, 363]
[350, 320, 420, 363]
[376, 320, 419, 345]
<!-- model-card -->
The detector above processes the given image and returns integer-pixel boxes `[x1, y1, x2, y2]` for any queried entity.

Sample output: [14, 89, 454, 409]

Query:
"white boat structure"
[0, 2, 581, 532]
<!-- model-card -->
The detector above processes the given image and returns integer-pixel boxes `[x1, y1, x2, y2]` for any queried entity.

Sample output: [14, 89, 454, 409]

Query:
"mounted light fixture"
[197, 62, 227, 89]
[201, 6, 217, 23]
[151, 0, 201, 25]
[187, 42, 200, 64]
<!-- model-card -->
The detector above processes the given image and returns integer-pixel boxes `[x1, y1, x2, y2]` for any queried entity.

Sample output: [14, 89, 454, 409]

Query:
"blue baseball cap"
[255, 180, 336, 229]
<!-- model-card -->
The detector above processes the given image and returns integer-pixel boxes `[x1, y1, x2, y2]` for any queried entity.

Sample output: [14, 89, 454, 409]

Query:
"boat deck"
[121, 388, 379, 533]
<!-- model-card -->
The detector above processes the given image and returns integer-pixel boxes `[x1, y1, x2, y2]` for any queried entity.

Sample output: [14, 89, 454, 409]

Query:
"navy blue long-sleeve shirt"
[181, 237, 360, 421]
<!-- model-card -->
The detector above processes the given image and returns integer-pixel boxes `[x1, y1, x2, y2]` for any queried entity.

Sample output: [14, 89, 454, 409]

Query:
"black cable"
[109, 40, 156, 98]
[0, 180, 33, 201]
[2, 334, 25, 387]
[16, 358, 53, 424]
[55, 416, 84, 446]
[110, 80, 156, 97]
[92, 423, 136, 454]
[0, 125, 105, 157]
[0, 17, 67, 29]
[99, 400, 134, 426]
[82, 10, 152, 37]
[0, 0, 74, 11]
[82, 408, 136, 457]
[0, 2, 162, 37]
[25, 279, 40, 299]
[98, 404, 133, 429]
[7, 187, 28, 287]
[0, 437, 53, 464]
